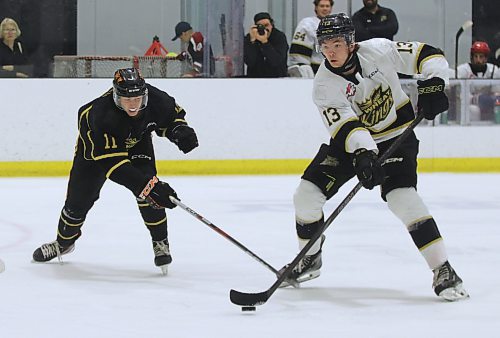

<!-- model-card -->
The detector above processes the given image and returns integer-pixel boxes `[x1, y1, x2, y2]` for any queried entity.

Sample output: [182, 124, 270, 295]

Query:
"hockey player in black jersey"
[279, 14, 469, 301]
[32, 68, 199, 274]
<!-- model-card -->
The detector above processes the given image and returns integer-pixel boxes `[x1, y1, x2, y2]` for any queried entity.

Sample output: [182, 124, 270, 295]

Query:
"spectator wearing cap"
[244, 12, 289, 78]
[351, 0, 398, 42]
[0, 17, 31, 78]
[172, 21, 206, 77]
[457, 41, 500, 122]
[457, 41, 500, 79]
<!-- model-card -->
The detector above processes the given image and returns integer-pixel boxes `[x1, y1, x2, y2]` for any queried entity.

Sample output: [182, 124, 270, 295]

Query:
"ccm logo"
[383, 157, 403, 164]
[418, 84, 444, 94]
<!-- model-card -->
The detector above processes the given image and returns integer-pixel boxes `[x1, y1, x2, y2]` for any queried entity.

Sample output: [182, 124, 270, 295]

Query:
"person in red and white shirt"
[172, 21, 206, 77]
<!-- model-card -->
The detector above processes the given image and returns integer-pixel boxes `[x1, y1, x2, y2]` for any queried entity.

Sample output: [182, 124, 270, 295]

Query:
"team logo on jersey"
[356, 85, 394, 127]
[346, 83, 356, 98]
[320, 155, 340, 167]
[125, 137, 140, 149]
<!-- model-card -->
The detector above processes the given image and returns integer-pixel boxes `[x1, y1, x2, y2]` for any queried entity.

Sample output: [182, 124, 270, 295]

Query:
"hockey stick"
[454, 20, 473, 78]
[229, 114, 425, 307]
[170, 197, 297, 286]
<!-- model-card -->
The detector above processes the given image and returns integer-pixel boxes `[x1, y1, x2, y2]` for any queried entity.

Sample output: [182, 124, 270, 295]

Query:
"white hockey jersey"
[456, 62, 500, 79]
[288, 16, 323, 72]
[313, 38, 449, 153]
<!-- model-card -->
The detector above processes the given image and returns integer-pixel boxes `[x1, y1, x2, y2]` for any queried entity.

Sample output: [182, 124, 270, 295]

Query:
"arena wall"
[1, 78, 499, 176]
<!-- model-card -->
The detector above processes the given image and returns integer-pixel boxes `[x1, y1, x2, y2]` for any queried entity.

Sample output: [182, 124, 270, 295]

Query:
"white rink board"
[1, 78, 500, 162]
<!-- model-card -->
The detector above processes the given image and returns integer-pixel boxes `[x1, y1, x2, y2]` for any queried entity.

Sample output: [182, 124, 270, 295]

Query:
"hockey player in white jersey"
[287, 0, 333, 78]
[280, 13, 469, 301]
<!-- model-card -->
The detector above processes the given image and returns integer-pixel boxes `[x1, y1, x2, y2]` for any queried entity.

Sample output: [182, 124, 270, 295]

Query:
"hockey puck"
[241, 306, 256, 312]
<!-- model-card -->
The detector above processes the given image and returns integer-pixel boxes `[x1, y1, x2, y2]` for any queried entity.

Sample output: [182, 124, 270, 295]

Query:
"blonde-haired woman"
[0, 17, 30, 77]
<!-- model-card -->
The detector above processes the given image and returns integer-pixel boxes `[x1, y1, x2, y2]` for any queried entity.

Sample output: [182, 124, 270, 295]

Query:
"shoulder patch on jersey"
[346, 82, 356, 98]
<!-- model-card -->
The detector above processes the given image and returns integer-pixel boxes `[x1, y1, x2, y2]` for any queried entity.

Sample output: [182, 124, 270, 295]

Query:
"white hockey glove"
[288, 65, 314, 78]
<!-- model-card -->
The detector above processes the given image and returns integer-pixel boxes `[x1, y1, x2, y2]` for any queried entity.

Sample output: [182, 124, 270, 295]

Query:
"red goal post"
[53, 55, 187, 78]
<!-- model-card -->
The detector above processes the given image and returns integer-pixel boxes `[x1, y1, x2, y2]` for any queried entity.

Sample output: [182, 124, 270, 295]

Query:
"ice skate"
[432, 261, 469, 301]
[32, 241, 75, 263]
[153, 239, 172, 275]
[279, 235, 325, 288]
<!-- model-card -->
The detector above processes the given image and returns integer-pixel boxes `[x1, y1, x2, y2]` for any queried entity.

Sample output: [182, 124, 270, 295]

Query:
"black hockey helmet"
[316, 13, 355, 46]
[112, 68, 148, 111]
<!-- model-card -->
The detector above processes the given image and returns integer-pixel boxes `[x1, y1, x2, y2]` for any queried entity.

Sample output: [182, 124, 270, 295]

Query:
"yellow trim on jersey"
[371, 120, 413, 140]
[144, 217, 167, 226]
[106, 159, 131, 178]
[414, 44, 425, 74]
[289, 53, 312, 60]
[290, 41, 314, 51]
[418, 55, 446, 74]
[93, 152, 128, 161]
[396, 98, 411, 111]
[78, 105, 93, 159]
[330, 116, 359, 139]
[344, 127, 370, 152]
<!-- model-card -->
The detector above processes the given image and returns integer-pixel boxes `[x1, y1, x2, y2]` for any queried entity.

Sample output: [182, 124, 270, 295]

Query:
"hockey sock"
[408, 218, 448, 269]
[296, 217, 324, 255]
[57, 207, 84, 247]
[138, 201, 168, 241]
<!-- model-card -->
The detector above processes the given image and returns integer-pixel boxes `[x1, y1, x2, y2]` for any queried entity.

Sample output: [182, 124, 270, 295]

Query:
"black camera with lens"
[256, 24, 266, 36]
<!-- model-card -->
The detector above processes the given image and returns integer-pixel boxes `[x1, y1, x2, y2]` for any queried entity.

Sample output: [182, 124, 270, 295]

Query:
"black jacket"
[244, 27, 289, 78]
[352, 6, 399, 42]
[0, 39, 31, 77]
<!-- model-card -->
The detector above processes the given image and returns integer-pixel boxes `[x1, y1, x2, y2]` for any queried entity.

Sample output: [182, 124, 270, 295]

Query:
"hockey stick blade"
[230, 289, 269, 307]
[228, 114, 425, 308]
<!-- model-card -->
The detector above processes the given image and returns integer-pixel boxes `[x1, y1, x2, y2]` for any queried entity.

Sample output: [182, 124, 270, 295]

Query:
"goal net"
[53, 55, 189, 78]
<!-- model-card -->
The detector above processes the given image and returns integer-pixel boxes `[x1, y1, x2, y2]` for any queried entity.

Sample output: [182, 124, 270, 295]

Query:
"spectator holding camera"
[244, 12, 289, 78]
[0, 17, 30, 78]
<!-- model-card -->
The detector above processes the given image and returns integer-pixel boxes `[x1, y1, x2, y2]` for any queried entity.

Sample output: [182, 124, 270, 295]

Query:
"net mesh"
[53, 55, 189, 78]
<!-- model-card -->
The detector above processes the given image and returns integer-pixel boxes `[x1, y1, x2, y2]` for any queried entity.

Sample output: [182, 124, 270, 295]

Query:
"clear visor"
[316, 32, 354, 53]
[113, 88, 148, 111]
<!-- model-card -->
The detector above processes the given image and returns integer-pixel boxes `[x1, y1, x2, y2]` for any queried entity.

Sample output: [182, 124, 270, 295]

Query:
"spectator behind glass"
[351, 0, 398, 42]
[0, 17, 30, 78]
[457, 41, 500, 79]
[288, 0, 333, 78]
[457, 41, 500, 122]
[244, 12, 289, 78]
[172, 21, 206, 77]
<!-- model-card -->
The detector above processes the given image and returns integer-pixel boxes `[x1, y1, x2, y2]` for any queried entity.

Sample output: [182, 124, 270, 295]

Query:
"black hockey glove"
[138, 176, 178, 209]
[352, 148, 385, 190]
[417, 77, 449, 120]
[169, 125, 199, 154]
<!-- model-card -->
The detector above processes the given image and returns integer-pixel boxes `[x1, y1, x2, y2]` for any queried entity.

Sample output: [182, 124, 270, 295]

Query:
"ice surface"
[1, 174, 499, 337]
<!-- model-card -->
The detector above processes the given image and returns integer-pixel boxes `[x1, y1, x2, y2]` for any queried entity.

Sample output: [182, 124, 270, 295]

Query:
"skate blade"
[159, 265, 168, 275]
[439, 283, 469, 301]
[279, 270, 320, 288]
